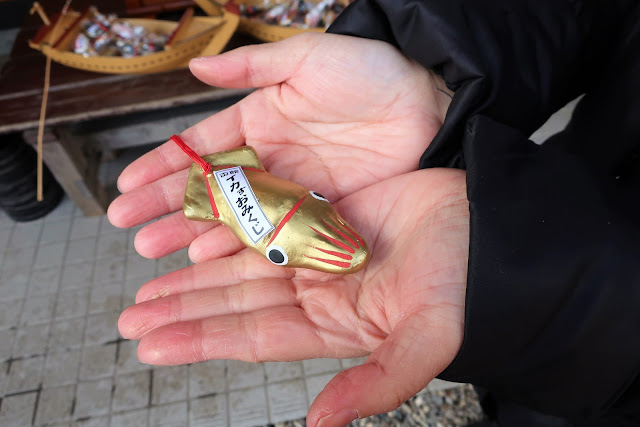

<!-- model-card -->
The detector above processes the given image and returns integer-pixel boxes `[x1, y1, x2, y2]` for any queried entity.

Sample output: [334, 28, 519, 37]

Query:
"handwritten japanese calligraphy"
[214, 167, 274, 244]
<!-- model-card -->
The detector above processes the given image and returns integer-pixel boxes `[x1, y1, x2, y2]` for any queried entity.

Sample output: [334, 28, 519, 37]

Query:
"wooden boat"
[230, 0, 348, 42]
[28, 1, 239, 74]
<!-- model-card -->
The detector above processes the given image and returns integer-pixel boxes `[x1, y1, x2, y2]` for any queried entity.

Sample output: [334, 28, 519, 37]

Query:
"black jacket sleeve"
[328, 0, 640, 424]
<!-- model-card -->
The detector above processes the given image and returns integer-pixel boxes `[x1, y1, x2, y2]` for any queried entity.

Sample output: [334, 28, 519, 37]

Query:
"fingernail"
[317, 409, 359, 427]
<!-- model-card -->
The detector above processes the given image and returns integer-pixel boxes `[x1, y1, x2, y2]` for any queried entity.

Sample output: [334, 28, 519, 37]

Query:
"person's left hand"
[107, 33, 452, 264]
[118, 168, 469, 427]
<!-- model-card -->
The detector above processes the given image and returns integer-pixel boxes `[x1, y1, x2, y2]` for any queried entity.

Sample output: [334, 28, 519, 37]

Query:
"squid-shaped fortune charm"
[172, 135, 370, 274]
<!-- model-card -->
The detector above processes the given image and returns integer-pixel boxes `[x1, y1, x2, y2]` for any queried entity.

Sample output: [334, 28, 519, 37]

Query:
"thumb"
[307, 312, 461, 427]
[188, 33, 320, 89]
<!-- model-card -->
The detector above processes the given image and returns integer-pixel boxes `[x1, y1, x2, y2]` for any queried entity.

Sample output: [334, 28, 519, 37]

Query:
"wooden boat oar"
[31, 0, 72, 202]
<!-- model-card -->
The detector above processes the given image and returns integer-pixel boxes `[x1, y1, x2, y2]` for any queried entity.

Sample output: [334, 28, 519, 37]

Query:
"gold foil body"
[183, 147, 369, 274]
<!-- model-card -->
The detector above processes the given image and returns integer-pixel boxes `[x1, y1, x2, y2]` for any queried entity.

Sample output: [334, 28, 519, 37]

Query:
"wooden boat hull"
[29, 10, 239, 74]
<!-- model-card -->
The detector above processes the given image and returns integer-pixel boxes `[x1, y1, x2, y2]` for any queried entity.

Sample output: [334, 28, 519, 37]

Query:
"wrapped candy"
[172, 135, 370, 274]
[239, 0, 345, 29]
[72, 7, 168, 58]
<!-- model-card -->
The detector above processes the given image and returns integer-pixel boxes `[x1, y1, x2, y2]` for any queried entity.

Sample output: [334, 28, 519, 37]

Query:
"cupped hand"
[107, 33, 453, 262]
[118, 168, 469, 427]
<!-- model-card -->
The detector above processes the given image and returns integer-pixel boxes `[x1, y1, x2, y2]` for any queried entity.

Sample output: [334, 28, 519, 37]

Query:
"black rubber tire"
[0, 133, 64, 222]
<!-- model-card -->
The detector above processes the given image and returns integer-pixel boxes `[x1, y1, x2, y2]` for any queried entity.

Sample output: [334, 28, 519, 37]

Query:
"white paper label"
[214, 167, 274, 244]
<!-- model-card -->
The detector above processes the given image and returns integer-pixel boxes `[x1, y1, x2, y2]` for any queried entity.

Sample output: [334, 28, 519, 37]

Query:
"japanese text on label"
[214, 167, 274, 244]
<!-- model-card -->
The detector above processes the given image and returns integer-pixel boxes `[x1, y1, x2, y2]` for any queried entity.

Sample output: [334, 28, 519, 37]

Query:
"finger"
[187, 224, 245, 263]
[108, 169, 188, 228]
[189, 33, 317, 89]
[136, 306, 328, 365]
[307, 312, 461, 427]
[119, 278, 298, 339]
[134, 250, 292, 303]
[116, 103, 244, 193]
[134, 212, 216, 259]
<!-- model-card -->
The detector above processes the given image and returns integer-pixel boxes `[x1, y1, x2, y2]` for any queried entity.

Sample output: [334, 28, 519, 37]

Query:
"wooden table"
[0, 0, 253, 215]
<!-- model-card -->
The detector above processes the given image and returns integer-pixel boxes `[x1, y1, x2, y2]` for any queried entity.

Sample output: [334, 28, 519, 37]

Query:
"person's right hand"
[117, 168, 469, 427]
[107, 33, 453, 263]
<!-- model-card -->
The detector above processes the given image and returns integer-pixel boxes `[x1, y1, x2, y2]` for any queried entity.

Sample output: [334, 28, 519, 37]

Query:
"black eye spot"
[269, 249, 285, 264]
[266, 245, 288, 265]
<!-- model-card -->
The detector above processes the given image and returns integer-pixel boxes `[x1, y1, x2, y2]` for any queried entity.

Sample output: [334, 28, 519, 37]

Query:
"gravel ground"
[270, 384, 485, 427]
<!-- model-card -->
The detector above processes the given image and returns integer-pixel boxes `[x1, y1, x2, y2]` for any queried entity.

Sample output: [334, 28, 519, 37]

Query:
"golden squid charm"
[172, 135, 370, 274]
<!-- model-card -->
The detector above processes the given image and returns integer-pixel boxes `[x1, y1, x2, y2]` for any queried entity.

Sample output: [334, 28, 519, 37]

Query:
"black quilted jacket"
[329, 1, 640, 425]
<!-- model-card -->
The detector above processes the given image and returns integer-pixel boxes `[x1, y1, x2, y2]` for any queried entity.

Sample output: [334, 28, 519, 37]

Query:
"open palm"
[118, 168, 469, 427]
[108, 33, 452, 262]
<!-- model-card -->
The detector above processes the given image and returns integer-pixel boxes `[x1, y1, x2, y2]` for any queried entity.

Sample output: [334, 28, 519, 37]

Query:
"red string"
[204, 172, 220, 219]
[170, 135, 212, 174]
[171, 134, 218, 218]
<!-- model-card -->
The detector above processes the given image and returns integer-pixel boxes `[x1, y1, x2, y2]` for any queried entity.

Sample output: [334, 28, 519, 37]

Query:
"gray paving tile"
[149, 401, 188, 427]
[0, 360, 8, 395]
[79, 343, 117, 380]
[190, 394, 227, 427]
[0, 225, 13, 248]
[66, 238, 97, 264]
[427, 378, 460, 391]
[73, 415, 109, 427]
[98, 216, 122, 235]
[28, 266, 62, 296]
[121, 275, 154, 310]
[264, 361, 304, 383]
[0, 298, 23, 330]
[0, 328, 15, 361]
[49, 317, 85, 350]
[151, 365, 188, 405]
[69, 216, 101, 241]
[229, 386, 268, 427]
[9, 221, 43, 248]
[189, 360, 226, 398]
[74, 379, 113, 418]
[20, 293, 56, 326]
[93, 258, 125, 285]
[34, 241, 67, 269]
[44, 197, 75, 221]
[112, 371, 150, 412]
[305, 373, 335, 403]
[227, 360, 265, 391]
[14, 323, 50, 357]
[116, 340, 150, 375]
[88, 282, 123, 314]
[6, 355, 44, 394]
[125, 252, 157, 280]
[157, 248, 190, 274]
[35, 384, 76, 425]
[40, 218, 72, 245]
[43, 349, 81, 388]
[0, 391, 38, 426]
[341, 357, 367, 369]
[2, 246, 36, 275]
[55, 288, 90, 319]
[96, 232, 128, 260]
[110, 408, 149, 426]
[0, 270, 29, 300]
[303, 358, 342, 376]
[61, 262, 94, 290]
[84, 312, 119, 346]
[267, 379, 308, 423]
